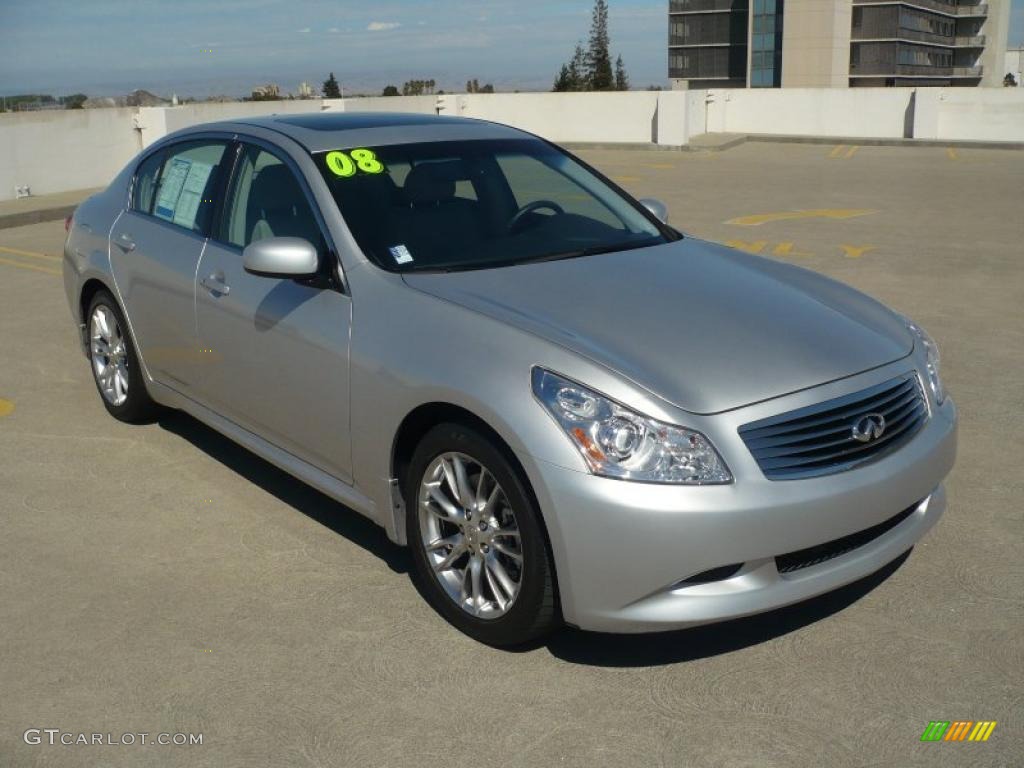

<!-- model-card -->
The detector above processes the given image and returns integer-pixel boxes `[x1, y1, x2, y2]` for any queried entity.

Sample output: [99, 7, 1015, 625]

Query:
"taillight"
[64, 214, 73, 232]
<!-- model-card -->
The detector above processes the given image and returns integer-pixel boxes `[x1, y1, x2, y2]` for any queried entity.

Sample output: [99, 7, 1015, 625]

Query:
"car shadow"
[539, 549, 912, 668]
[155, 410, 910, 666]
[157, 411, 411, 575]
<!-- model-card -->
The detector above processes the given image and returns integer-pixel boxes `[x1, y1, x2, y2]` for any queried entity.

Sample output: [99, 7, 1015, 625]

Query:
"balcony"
[853, 27, 953, 45]
[851, 28, 986, 47]
[852, 0, 987, 18]
[670, 33, 749, 46]
[670, 0, 748, 12]
[956, 3, 987, 16]
[850, 63, 983, 77]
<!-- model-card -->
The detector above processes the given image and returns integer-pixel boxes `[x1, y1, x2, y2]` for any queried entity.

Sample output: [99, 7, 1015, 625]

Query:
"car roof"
[194, 112, 532, 152]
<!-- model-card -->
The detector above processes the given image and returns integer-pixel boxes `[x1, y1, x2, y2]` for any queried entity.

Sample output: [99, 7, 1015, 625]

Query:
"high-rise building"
[668, 0, 1010, 88]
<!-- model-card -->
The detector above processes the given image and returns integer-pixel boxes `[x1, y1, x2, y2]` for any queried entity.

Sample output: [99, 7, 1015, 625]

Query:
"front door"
[193, 143, 353, 482]
[109, 139, 230, 392]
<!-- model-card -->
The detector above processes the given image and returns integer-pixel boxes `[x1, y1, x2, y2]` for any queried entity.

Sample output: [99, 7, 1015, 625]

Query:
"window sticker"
[389, 245, 414, 265]
[326, 148, 386, 178]
[154, 158, 191, 221]
[172, 161, 214, 228]
[153, 157, 214, 229]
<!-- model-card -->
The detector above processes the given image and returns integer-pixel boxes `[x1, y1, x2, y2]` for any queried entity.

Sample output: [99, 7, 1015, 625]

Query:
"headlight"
[905, 318, 945, 404]
[532, 368, 732, 485]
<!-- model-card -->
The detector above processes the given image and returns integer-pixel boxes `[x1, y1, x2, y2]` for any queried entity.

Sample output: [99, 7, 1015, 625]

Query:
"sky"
[1, 0, 1022, 98]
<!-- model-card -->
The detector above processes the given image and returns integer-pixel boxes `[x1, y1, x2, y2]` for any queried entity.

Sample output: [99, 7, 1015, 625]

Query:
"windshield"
[313, 138, 674, 272]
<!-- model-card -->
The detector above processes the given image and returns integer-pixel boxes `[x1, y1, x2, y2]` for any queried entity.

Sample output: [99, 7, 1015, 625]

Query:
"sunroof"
[272, 112, 465, 131]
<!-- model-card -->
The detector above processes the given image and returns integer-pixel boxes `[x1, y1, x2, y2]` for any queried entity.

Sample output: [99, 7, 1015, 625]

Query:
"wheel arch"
[390, 401, 561, 608]
[79, 278, 113, 323]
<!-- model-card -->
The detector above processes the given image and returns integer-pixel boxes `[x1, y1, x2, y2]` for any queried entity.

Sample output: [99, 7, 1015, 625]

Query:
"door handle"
[115, 233, 136, 252]
[201, 274, 231, 296]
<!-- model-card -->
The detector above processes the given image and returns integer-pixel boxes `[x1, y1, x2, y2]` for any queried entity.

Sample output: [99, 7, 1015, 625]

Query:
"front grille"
[775, 502, 919, 574]
[739, 373, 928, 480]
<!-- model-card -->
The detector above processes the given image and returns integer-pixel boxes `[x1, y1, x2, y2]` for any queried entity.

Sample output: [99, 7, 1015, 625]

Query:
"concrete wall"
[137, 99, 326, 147]
[915, 88, 1024, 141]
[444, 92, 664, 145]
[2, 88, 1023, 201]
[341, 95, 439, 114]
[0, 108, 140, 200]
[705, 87, 914, 138]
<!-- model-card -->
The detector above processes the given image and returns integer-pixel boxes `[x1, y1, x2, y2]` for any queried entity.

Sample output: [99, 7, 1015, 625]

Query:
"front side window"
[220, 145, 324, 251]
[149, 141, 228, 233]
[314, 139, 673, 273]
[132, 150, 164, 214]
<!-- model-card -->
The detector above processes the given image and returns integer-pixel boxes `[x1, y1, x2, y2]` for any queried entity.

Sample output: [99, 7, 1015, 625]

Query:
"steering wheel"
[507, 200, 566, 233]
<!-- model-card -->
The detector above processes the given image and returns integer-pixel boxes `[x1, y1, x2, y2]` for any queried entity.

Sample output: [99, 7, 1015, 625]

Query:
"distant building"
[669, 0, 1010, 88]
[1006, 46, 1024, 85]
[251, 83, 281, 100]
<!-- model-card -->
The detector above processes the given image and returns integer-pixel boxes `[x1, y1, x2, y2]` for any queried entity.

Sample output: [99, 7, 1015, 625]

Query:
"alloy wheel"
[89, 305, 129, 407]
[418, 452, 524, 618]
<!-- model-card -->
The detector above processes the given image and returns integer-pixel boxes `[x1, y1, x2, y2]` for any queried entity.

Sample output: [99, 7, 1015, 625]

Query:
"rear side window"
[137, 141, 229, 233]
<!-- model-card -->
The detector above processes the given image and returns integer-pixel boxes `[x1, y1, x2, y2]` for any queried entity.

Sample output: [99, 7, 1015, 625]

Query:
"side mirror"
[639, 198, 669, 225]
[242, 237, 320, 279]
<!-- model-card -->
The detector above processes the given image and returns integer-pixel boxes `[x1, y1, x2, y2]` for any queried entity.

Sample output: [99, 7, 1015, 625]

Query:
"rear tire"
[86, 290, 161, 424]
[405, 422, 559, 647]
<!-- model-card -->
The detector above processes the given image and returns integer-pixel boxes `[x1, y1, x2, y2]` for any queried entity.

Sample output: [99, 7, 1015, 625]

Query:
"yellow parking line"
[644, 163, 676, 170]
[844, 145, 860, 159]
[0, 256, 60, 276]
[612, 176, 641, 183]
[0, 398, 14, 417]
[0, 245, 61, 262]
[946, 147, 958, 160]
[828, 145, 846, 158]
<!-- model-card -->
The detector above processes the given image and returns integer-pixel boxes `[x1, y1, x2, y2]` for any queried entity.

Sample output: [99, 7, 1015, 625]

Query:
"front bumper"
[525, 388, 957, 634]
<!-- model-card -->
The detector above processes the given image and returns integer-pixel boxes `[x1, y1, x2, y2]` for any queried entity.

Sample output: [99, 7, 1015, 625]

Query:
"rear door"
[109, 139, 231, 392]
[193, 141, 353, 481]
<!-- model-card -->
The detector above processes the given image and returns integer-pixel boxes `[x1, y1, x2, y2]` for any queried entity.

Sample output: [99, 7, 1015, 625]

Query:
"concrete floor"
[1, 142, 1021, 767]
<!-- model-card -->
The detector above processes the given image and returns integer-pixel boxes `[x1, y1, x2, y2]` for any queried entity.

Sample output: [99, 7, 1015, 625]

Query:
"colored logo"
[920, 721, 997, 742]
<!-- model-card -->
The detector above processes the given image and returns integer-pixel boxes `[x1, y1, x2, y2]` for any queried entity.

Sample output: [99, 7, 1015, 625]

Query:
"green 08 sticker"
[325, 149, 385, 178]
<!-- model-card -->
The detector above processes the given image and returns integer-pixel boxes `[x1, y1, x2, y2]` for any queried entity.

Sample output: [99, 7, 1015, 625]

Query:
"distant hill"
[83, 89, 170, 109]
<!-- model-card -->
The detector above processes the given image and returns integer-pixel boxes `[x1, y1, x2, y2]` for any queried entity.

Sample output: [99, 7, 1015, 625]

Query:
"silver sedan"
[63, 113, 957, 646]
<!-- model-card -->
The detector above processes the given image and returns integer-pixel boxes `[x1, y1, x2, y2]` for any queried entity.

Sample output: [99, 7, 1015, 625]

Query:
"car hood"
[401, 238, 913, 414]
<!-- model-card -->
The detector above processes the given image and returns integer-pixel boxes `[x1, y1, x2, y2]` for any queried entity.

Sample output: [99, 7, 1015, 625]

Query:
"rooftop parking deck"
[1, 141, 1021, 767]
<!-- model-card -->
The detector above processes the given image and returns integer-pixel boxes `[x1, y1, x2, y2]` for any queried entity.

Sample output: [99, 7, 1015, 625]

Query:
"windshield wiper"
[518, 239, 659, 266]
[400, 239, 662, 274]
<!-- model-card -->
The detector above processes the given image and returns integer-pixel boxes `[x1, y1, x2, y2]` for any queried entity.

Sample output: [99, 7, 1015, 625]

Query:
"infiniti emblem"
[851, 413, 887, 443]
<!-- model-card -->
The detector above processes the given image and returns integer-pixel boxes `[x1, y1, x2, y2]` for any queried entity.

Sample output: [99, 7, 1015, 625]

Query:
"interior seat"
[389, 161, 485, 267]
[247, 164, 322, 247]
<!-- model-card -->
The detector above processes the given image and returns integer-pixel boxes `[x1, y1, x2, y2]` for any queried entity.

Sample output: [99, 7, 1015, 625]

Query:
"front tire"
[405, 423, 559, 646]
[86, 290, 161, 424]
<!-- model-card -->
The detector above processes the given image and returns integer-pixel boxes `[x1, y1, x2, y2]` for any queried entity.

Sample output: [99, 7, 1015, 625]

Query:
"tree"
[614, 55, 629, 91]
[568, 43, 587, 90]
[62, 93, 88, 109]
[586, 0, 614, 91]
[553, 64, 572, 92]
[550, 40, 592, 92]
[323, 72, 342, 99]
[382, 85, 399, 96]
[1005, 72, 1019, 87]
[480, 83, 494, 94]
